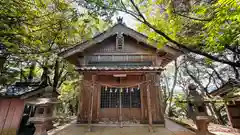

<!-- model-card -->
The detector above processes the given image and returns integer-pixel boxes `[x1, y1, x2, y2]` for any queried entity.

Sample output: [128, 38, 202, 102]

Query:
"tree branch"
[173, 12, 213, 22]
[126, 0, 240, 68]
[208, 65, 225, 84]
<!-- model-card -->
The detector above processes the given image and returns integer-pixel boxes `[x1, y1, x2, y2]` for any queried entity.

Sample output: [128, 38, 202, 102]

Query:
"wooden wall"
[141, 73, 163, 123]
[77, 73, 164, 124]
[0, 98, 25, 135]
[226, 101, 240, 129]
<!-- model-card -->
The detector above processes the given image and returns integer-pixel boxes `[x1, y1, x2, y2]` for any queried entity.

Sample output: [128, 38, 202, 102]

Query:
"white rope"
[83, 80, 152, 88]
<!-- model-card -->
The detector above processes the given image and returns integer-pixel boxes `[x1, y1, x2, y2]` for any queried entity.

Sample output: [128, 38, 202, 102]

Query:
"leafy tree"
[81, 0, 240, 70]
[81, 1, 240, 125]
[0, 0, 108, 88]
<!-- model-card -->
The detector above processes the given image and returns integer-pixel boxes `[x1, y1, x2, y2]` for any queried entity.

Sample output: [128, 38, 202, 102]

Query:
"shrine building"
[59, 18, 182, 125]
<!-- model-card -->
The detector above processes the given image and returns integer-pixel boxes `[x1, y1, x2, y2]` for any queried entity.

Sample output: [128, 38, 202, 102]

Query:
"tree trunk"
[53, 59, 59, 92]
[168, 60, 178, 116]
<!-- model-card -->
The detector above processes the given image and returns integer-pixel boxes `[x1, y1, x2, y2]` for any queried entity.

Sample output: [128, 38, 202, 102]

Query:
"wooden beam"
[225, 104, 233, 128]
[89, 53, 154, 55]
[146, 80, 153, 132]
[140, 76, 145, 122]
[155, 73, 163, 120]
[78, 70, 163, 74]
[88, 75, 96, 131]
[96, 72, 144, 75]
[97, 83, 100, 121]
[119, 89, 123, 128]
[130, 88, 132, 120]
[78, 74, 84, 122]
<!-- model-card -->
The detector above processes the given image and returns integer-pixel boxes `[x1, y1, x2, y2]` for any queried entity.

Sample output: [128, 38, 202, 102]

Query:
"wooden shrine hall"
[59, 18, 182, 127]
[210, 79, 240, 129]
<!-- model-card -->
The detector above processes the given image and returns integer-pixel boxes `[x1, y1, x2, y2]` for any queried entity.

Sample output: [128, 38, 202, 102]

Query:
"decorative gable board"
[83, 35, 156, 55]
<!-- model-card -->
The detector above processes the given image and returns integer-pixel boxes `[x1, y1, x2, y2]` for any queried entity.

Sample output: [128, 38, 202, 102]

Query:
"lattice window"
[100, 87, 141, 108]
[131, 89, 141, 108]
[100, 88, 110, 108]
[122, 88, 130, 108]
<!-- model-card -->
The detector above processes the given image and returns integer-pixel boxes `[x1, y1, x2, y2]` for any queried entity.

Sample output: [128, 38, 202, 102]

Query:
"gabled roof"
[210, 79, 240, 97]
[59, 23, 182, 59]
[0, 82, 59, 99]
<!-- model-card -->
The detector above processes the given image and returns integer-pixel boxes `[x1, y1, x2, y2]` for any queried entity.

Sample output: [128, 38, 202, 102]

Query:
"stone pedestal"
[196, 116, 211, 135]
[34, 123, 48, 135]
[28, 98, 58, 135]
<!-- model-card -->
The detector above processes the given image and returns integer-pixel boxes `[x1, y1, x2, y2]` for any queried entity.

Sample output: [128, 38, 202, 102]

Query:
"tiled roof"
[0, 82, 45, 97]
[210, 79, 240, 96]
[76, 66, 164, 71]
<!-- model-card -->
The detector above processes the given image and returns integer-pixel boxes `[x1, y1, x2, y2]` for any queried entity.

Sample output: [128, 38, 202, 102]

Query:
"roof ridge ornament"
[117, 17, 123, 24]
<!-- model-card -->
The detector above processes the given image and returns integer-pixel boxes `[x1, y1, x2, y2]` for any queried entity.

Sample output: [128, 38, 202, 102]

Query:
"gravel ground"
[180, 119, 240, 135]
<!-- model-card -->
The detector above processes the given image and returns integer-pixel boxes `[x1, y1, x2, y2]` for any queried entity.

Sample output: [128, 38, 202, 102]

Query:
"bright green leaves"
[135, 0, 240, 53]
[0, 0, 109, 55]
[202, 0, 240, 52]
[0, 0, 109, 88]
[137, 0, 183, 48]
[58, 79, 79, 107]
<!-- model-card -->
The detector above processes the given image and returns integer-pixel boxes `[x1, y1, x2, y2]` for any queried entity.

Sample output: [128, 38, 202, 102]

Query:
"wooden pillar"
[156, 72, 163, 120]
[130, 88, 132, 120]
[97, 83, 100, 121]
[119, 88, 123, 127]
[146, 79, 153, 132]
[78, 73, 84, 122]
[140, 75, 145, 121]
[88, 74, 96, 132]
[225, 103, 233, 127]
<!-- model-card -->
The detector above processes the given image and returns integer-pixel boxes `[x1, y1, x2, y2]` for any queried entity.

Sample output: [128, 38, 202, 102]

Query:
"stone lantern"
[187, 84, 212, 135]
[28, 86, 58, 135]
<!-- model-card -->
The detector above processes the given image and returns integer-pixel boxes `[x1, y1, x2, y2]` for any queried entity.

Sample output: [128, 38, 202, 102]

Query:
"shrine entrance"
[96, 74, 143, 123]
[100, 87, 141, 122]
[78, 72, 164, 128]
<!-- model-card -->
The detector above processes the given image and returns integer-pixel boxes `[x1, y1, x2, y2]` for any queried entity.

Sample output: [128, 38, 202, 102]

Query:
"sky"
[112, 11, 138, 29]
[72, 1, 138, 29]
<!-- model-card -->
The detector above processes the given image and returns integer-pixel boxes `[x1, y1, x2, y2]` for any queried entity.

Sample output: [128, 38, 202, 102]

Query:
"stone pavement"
[165, 118, 195, 135]
[49, 119, 196, 135]
[52, 125, 174, 135]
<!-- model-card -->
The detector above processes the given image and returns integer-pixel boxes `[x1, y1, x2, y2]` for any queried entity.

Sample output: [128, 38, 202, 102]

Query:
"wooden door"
[99, 87, 141, 122]
[99, 87, 119, 121]
[97, 74, 142, 122]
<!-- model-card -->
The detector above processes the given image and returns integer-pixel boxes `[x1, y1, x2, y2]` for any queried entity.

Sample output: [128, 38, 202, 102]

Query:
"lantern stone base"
[195, 116, 211, 135]
[34, 123, 48, 135]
